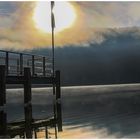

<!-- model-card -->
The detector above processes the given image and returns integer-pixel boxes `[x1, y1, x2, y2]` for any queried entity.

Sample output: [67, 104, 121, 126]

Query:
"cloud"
[1, 2, 140, 50]
[0, 2, 53, 50]
[76, 2, 140, 28]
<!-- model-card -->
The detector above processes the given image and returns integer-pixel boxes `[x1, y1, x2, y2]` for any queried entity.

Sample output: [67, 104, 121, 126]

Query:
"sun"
[33, 1, 76, 34]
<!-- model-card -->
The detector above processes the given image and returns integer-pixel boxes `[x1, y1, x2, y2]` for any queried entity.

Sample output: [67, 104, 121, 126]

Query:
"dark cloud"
[30, 27, 140, 86]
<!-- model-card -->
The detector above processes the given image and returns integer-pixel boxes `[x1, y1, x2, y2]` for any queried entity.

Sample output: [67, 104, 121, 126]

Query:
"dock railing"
[0, 50, 52, 77]
[0, 50, 62, 139]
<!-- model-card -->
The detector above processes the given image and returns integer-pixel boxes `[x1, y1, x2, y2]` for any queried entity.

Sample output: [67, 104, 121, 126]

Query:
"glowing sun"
[33, 1, 76, 34]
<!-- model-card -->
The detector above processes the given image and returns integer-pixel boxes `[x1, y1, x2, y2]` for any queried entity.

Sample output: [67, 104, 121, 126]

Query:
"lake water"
[6, 84, 140, 138]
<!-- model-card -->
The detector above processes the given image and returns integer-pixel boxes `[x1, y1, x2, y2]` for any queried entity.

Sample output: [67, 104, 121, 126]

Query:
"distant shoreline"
[6, 82, 140, 90]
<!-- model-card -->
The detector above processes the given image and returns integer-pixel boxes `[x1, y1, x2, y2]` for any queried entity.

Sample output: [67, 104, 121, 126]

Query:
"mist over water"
[6, 84, 140, 138]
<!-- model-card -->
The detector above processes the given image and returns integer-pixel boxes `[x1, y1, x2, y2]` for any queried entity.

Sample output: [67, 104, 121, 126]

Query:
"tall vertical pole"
[51, 1, 55, 77]
[52, 22, 55, 78]
[51, 1, 57, 138]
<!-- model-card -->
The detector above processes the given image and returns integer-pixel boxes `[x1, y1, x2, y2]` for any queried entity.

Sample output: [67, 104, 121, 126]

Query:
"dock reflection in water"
[6, 84, 140, 138]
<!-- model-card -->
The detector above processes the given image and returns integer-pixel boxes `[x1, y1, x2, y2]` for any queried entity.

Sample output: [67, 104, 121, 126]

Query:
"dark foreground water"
[6, 84, 140, 138]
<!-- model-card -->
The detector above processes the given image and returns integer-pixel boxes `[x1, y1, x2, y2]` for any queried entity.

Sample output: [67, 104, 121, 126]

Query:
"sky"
[1, 1, 140, 50]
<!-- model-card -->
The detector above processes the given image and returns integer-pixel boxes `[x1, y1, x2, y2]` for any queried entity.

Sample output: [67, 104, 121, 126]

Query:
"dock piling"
[24, 67, 32, 138]
[55, 70, 62, 132]
[0, 50, 62, 138]
[0, 65, 7, 137]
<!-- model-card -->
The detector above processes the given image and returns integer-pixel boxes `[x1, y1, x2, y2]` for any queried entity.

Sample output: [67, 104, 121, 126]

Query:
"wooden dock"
[0, 50, 62, 138]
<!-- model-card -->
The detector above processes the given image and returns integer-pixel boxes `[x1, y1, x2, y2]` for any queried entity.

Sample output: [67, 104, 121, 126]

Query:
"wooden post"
[0, 65, 7, 137]
[20, 54, 23, 75]
[34, 129, 37, 139]
[32, 55, 35, 76]
[43, 57, 46, 77]
[45, 126, 48, 139]
[5, 52, 9, 75]
[55, 70, 62, 132]
[24, 67, 32, 138]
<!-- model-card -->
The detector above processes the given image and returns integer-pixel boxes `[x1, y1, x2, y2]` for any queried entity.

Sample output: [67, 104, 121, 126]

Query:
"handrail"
[0, 50, 52, 77]
[0, 49, 49, 59]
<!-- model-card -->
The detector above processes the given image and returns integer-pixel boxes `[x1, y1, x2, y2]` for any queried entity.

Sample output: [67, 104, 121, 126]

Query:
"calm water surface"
[6, 84, 140, 138]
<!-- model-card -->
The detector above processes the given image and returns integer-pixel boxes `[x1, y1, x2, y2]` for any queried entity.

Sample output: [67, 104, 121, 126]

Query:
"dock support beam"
[0, 66, 7, 138]
[55, 70, 62, 132]
[24, 67, 32, 138]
